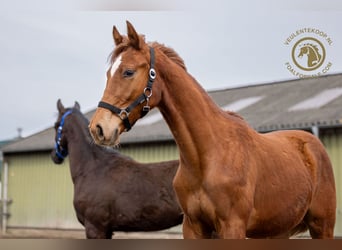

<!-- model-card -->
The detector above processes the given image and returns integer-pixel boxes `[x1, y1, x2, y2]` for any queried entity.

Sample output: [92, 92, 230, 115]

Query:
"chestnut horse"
[89, 21, 336, 238]
[51, 100, 182, 238]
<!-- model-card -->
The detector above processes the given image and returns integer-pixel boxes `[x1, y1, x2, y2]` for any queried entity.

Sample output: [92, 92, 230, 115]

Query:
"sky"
[0, 0, 341, 141]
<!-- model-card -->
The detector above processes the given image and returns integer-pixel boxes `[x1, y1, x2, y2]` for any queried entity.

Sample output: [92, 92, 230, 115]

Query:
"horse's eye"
[123, 69, 135, 78]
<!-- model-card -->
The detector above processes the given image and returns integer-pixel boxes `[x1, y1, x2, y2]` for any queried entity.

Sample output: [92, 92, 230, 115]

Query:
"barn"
[1, 73, 342, 237]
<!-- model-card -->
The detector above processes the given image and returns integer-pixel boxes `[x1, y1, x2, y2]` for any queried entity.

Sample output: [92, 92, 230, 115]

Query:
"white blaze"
[110, 55, 122, 77]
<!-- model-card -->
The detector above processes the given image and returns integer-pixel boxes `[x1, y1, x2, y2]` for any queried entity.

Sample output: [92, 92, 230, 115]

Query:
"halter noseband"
[98, 47, 156, 131]
[54, 110, 73, 160]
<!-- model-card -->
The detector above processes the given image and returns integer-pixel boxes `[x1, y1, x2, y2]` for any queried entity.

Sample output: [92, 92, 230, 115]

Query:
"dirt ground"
[0, 228, 183, 239]
[2, 228, 339, 239]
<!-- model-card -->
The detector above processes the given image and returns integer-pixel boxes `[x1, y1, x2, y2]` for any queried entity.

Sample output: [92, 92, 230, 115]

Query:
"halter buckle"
[119, 109, 129, 120]
[144, 87, 153, 98]
[143, 105, 150, 112]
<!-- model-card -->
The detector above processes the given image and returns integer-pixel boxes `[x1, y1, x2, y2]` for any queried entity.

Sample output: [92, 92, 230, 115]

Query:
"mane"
[109, 36, 186, 71]
[306, 43, 320, 53]
[149, 42, 187, 71]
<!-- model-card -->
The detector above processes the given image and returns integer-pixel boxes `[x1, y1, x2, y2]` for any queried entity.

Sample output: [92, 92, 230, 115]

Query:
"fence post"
[1, 159, 8, 235]
[0, 151, 3, 233]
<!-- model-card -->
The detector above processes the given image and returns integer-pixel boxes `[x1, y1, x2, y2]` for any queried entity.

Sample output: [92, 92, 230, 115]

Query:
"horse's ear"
[126, 20, 142, 50]
[113, 25, 123, 46]
[57, 99, 65, 113]
[74, 101, 81, 111]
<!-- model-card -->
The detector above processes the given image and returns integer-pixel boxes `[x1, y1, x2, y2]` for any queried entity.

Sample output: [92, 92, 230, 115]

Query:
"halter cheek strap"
[98, 47, 156, 131]
[55, 110, 73, 160]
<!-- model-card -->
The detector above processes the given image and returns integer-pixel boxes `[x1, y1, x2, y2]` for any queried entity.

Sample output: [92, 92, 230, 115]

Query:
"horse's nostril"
[96, 124, 104, 141]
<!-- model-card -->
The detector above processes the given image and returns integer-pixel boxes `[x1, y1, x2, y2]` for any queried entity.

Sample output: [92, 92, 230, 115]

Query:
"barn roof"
[3, 73, 342, 153]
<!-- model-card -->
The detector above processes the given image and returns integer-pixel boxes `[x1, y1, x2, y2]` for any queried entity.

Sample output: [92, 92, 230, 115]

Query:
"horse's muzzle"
[89, 110, 122, 147]
[51, 150, 64, 164]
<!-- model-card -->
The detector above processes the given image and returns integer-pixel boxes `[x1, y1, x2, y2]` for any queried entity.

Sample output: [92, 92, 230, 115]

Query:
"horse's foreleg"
[182, 215, 213, 239]
[84, 220, 111, 239]
[214, 196, 250, 239]
[216, 217, 247, 239]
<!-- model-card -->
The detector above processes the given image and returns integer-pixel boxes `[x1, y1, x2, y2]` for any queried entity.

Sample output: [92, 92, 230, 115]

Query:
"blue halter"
[54, 110, 73, 160]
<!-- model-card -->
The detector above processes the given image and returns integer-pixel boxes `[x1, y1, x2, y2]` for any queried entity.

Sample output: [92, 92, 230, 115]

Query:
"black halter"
[98, 47, 156, 131]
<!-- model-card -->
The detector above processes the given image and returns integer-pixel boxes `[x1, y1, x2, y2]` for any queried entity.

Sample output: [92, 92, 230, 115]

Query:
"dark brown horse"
[51, 99, 183, 239]
[89, 21, 336, 238]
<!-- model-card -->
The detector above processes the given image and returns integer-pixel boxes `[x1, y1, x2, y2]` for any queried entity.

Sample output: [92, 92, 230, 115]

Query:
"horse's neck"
[157, 64, 239, 170]
[66, 116, 94, 181]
